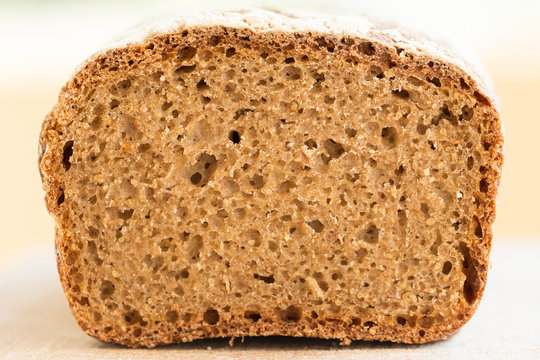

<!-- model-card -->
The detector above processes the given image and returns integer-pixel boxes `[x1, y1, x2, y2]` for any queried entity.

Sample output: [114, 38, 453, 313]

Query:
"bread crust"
[39, 8, 503, 347]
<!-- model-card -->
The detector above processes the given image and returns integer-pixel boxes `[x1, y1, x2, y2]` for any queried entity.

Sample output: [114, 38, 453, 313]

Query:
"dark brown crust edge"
[38, 25, 504, 348]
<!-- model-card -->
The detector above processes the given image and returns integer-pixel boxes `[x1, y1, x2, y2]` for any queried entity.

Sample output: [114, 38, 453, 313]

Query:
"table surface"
[1, 240, 539, 360]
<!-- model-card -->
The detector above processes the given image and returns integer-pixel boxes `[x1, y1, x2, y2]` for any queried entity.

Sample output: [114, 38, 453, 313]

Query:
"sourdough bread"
[39, 8, 503, 347]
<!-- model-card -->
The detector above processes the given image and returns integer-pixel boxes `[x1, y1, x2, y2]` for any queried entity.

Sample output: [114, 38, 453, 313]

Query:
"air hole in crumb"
[368, 65, 384, 78]
[180, 268, 189, 278]
[459, 242, 481, 304]
[466, 156, 474, 170]
[358, 42, 375, 55]
[426, 77, 441, 87]
[392, 89, 409, 99]
[132, 328, 142, 337]
[479, 178, 489, 193]
[278, 180, 296, 193]
[284, 57, 295, 64]
[316, 277, 329, 292]
[244, 311, 262, 322]
[324, 95, 335, 104]
[268, 240, 278, 252]
[165, 310, 179, 323]
[304, 139, 317, 149]
[419, 317, 434, 329]
[124, 310, 142, 325]
[110, 99, 120, 109]
[65, 251, 78, 266]
[203, 309, 219, 325]
[364, 321, 377, 328]
[312, 72, 325, 83]
[417, 124, 428, 135]
[460, 105, 474, 121]
[226, 47, 236, 57]
[187, 153, 217, 187]
[419, 330, 426, 337]
[187, 235, 203, 261]
[136, 143, 151, 154]
[381, 127, 398, 149]
[118, 79, 131, 90]
[323, 139, 345, 162]
[118, 209, 134, 220]
[62, 141, 74, 170]
[90, 117, 102, 130]
[283, 66, 302, 80]
[175, 65, 196, 74]
[209, 36, 220, 46]
[279, 305, 302, 322]
[474, 91, 490, 106]
[243, 230, 261, 246]
[88, 227, 99, 238]
[254, 273, 275, 284]
[177, 46, 196, 62]
[234, 108, 254, 119]
[397, 317, 407, 326]
[190, 172, 202, 185]
[79, 297, 89, 306]
[159, 238, 173, 252]
[345, 128, 357, 138]
[356, 248, 368, 263]
[314, 37, 335, 52]
[57, 190, 65, 206]
[307, 220, 325, 233]
[229, 130, 241, 144]
[331, 272, 341, 281]
[249, 174, 265, 189]
[196, 79, 209, 91]
[398, 209, 407, 226]
[363, 224, 379, 244]
[473, 216, 483, 238]
[442, 261, 453, 274]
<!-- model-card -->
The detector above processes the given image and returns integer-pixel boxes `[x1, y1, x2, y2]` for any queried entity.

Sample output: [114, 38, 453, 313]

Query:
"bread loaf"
[38, 8, 503, 347]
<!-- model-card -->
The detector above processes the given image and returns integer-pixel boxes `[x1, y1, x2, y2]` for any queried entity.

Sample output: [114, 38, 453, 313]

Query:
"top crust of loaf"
[100, 7, 497, 110]
[39, 7, 504, 347]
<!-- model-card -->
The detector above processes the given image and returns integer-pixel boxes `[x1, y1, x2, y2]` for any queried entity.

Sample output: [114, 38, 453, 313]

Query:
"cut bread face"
[39, 12, 503, 348]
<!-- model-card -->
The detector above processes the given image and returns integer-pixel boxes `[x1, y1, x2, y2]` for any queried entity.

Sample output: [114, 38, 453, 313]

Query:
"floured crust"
[97, 7, 498, 111]
[39, 8, 503, 347]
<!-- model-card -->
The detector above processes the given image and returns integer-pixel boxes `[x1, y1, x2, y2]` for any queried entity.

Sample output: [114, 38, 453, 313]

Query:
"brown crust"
[39, 16, 503, 348]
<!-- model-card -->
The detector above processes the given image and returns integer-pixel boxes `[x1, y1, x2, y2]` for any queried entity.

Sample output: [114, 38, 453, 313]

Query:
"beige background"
[0, 0, 539, 266]
[1, 1, 539, 358]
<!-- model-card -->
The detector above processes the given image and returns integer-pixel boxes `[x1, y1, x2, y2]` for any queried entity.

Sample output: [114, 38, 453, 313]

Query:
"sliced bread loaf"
[39, 8, 503, 347]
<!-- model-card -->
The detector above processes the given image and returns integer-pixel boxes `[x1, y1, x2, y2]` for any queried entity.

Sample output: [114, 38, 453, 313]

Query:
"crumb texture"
[40, 18, 503, 348]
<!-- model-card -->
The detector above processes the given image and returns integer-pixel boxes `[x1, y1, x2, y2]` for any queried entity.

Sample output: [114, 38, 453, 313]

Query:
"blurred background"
[0, 0, 539, 267]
